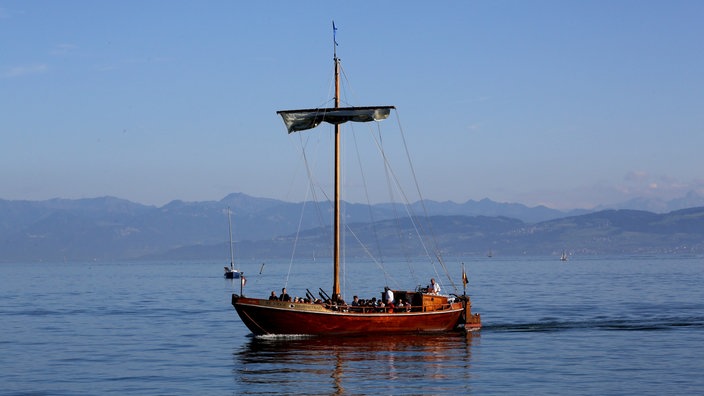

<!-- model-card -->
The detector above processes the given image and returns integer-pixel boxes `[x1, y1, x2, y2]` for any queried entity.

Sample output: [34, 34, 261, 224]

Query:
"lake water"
[1, 256, 703, 395]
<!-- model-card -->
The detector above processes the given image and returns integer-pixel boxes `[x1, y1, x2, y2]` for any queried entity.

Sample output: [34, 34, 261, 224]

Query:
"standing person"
[429, 278, 440, 295]
[279, 287, 291, 302]
[384, 286, 395, 305]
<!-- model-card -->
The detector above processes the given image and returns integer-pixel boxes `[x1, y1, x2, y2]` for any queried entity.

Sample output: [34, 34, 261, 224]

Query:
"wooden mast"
[332, 22, 341, 297]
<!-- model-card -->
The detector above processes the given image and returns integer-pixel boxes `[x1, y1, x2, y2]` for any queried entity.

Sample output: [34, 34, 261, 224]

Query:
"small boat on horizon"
[223, 207, 241, 279]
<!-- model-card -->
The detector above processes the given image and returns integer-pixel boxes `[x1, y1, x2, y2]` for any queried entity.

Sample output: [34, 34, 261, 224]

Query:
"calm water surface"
[1, 256, 703, 395]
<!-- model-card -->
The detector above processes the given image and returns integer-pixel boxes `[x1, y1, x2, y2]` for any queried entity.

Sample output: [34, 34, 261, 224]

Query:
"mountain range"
[1, 192, 703, 262]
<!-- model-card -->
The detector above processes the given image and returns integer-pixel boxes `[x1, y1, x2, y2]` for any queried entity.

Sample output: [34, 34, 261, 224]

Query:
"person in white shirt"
[429, 278, 440, 294]
[384, 286, 395, 305]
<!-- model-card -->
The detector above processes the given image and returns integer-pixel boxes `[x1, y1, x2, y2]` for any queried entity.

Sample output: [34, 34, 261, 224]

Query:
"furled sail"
[277, 106, 395, 133]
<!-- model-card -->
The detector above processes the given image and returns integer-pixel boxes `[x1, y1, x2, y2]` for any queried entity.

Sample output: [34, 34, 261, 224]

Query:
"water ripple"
[486, 315, 704, 332]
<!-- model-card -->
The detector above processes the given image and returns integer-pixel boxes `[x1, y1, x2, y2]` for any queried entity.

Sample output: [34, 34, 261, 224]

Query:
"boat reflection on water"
[233, 332, 479, 394]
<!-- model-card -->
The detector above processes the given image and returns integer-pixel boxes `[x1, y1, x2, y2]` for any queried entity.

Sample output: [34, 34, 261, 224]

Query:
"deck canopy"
[277, 106, 395, 133]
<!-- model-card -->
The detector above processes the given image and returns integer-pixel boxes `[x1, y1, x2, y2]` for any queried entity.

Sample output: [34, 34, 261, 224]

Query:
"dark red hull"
[232, 295, 480, 336]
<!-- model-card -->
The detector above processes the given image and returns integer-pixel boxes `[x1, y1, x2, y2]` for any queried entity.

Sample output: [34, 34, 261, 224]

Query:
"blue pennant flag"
[332, 21, 338, 46]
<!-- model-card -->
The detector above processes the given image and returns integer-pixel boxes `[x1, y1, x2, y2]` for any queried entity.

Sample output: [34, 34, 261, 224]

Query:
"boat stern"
[458, 296, 481, 331]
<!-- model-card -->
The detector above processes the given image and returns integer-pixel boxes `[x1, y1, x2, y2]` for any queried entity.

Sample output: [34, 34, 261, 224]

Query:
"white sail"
[277, 106, 395, 133]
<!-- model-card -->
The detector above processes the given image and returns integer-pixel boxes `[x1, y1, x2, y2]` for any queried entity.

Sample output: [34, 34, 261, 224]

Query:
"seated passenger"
[428, 278, 441, 295]
[396, 299, 407, 312]
[268, 291, 278, 300]
[377, 300, 385, 312]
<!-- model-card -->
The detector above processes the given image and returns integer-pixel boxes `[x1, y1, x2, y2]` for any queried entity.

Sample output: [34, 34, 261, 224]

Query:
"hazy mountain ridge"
[1, 192, 703, 262]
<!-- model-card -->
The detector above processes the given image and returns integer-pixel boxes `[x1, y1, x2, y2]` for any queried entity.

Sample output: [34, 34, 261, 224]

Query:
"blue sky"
[2, 1, 703, 210]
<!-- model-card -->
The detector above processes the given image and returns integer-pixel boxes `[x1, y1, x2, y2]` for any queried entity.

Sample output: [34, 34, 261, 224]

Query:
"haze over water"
[1, 256, 703, 394]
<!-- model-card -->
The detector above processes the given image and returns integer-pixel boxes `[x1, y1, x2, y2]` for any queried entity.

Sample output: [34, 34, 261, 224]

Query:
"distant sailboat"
[223, 207, 241, 279]
[560, 250, 568, 262]
[230, 23, 480, 336]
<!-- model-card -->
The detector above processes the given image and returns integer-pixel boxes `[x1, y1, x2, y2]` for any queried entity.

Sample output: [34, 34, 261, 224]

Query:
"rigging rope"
[352, 128, 389, 286]
[394, 111, 459, 293]
[286, 56, 461, 296]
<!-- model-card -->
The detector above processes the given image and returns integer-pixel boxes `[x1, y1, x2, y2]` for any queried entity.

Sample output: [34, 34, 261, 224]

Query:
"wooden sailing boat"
[223, 207, 241, 279]
[231, 24, 480, 336]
